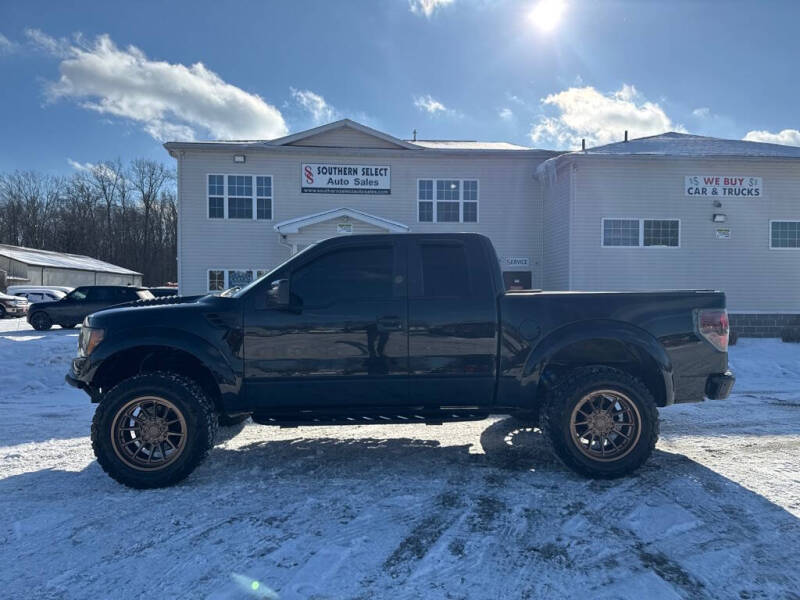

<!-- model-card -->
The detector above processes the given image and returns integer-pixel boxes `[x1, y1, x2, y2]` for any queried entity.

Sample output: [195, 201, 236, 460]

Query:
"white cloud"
[743, 129, 800, 147]
[291, 88, 338, 125]
[32, 30, 287, 142]
[414, 94, 448, 115]
[0, 33, 19, 55]
[409, 0, 455, 17]
[67, 158, 94, 171]
[529, 84, 682, 149]
[692, 107, 711, 118]
[498, 107, 513, 120]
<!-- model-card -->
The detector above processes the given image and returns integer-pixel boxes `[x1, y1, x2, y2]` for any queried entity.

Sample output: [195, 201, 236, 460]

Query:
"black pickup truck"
[67, 233, 734, 488]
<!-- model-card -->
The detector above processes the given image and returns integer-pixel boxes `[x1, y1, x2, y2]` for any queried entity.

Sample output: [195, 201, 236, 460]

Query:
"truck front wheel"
[541, 367, 658, 478]
[91, 372, 218, 489]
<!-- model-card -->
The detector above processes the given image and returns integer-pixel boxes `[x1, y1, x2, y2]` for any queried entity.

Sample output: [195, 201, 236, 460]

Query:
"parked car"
[0, 292, 29, 318]
[7, 285, 73, 296]
[148, 286, 180, 298]
[67, 233, 734, 489]
[13, 289, 66, 304]
[28, 285, 154, 330]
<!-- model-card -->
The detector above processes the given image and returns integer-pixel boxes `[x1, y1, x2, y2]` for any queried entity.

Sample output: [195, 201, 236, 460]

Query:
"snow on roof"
[0, 244, 141, 275]
[408, 140, 532, 150]
[580, 132, 800, 158]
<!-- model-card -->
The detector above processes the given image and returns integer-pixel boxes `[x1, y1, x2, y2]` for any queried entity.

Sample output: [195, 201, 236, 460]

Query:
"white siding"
[176, 149, 546, 295]
[541, 163, 571, 290]
[568, 157, 800, 312]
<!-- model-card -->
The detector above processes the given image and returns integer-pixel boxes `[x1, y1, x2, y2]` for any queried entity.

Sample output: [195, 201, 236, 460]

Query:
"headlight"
[79, 327, 105, 357]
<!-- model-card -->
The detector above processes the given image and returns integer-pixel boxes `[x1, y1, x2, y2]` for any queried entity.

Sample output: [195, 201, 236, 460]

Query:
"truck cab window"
[291, 245, 394, 306]
[420, 243, 470, 298]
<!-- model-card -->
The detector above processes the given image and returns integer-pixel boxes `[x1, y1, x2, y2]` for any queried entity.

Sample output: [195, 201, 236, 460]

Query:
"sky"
[1, 0, 799, 174]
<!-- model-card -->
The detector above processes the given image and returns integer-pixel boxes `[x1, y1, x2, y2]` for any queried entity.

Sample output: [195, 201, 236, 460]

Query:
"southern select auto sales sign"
[302, 163, 391, 195]
[685, 175, 762, 197]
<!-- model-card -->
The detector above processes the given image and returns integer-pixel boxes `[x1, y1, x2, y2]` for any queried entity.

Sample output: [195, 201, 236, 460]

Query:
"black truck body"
[66, 233, 734, 487]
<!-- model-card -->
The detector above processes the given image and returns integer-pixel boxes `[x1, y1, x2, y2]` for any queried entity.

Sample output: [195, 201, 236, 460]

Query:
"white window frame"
[769, 219, 800, 250]
[207, 174, 274, 221]
[207, 268, 269, 292]
[416, 178, 479, 224]
[601, 218, 681, 248]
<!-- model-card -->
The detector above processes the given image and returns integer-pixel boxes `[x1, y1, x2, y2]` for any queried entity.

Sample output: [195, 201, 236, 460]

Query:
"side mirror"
[267, 279, 290, 307]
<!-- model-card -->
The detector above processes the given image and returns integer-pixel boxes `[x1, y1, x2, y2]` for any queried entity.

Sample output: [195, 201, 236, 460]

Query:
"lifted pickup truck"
[67, 233, 734, 488]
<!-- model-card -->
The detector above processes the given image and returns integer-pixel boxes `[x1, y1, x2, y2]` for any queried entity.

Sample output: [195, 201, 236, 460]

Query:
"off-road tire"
[218, 413, 251, 427]
[541, 367, 659, 479]
[91, 372, 218, 489]
[30, 312, 52, 331]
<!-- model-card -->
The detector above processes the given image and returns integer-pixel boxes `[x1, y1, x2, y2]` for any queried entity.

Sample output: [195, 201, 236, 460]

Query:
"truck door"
[407, 237, 498, 408]
[243, 237, 408, 408]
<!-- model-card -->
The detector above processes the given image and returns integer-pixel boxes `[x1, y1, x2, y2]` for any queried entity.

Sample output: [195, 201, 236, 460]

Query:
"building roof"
[164, 118, 557, 156]
[536, 131, 800, 181]
[578, 131, 800, 158]
[407, 140, 532, 150]
[0, 244, 142, 276]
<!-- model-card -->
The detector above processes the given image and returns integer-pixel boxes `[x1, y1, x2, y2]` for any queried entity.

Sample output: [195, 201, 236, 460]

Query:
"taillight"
[696, 309, 729, 352]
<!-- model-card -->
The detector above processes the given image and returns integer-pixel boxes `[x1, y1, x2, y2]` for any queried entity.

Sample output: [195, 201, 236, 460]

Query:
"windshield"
[232, 244, 317, 298]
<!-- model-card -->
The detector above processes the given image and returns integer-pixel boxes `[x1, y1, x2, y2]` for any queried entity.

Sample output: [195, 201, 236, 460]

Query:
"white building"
[165, 120, 800, 337]
[0, 244, 142, 288]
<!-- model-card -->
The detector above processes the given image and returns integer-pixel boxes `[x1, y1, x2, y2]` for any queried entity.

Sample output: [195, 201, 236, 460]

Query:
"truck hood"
[86, 294, 236, 329]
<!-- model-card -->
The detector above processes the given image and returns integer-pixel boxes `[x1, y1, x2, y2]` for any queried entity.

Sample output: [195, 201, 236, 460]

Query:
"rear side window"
[86, 287, 116, 301]
[420, 243, 470, 298]
[291, 245, 394, 307]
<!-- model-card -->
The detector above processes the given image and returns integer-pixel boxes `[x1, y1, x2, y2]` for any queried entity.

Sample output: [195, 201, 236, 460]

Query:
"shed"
[0, 244, 142, 288]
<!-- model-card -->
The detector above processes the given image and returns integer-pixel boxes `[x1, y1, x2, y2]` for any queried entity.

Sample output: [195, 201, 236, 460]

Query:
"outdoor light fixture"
[712, 213, 727, 223]
[712, 200, 722, 208]
[233, 154, 246, 163]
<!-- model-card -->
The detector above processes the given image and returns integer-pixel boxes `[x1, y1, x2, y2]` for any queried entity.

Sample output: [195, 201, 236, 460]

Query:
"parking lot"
[1, 317, 799, 599]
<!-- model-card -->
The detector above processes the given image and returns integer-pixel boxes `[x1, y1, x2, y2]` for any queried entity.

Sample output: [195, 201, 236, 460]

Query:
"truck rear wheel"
[541, 367, 658, 478]
[91, 372, 218, 489]
[30, 312, 52, 331]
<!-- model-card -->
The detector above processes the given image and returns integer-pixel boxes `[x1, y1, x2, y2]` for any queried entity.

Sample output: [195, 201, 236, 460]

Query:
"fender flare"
[89, 326, 239, 396]
[521, 319, 674, 406]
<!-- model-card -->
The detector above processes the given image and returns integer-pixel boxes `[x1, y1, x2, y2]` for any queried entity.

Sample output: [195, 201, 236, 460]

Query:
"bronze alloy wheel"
[110, 396, 188, 471]
[569, 389, 642, 462]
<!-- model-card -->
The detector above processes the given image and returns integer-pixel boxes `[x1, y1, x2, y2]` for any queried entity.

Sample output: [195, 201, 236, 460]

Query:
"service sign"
[685, 176, 762, 197]
[502, 257, 530, 268]
[302, 163, 390, 195]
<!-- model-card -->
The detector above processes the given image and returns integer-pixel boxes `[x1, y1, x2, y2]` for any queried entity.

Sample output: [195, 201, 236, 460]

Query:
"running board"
[250, 410, 490, 428]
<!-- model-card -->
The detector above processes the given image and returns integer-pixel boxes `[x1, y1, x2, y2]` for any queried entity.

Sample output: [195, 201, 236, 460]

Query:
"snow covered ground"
[1, 317, 799, 599]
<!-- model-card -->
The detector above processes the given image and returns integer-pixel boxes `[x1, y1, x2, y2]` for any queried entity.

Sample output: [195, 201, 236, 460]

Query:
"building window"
[771, 221, 800, 249]
[208, 270, 225, 291]
[256, 176, 272, 220]
[208, 175, 224, 219]
[418, 178, 479, 223]
[603, 219, 640, 247]
[208, 174, 273, 220]
[603, 218, 680, 248]
[643, 219, 680, 247]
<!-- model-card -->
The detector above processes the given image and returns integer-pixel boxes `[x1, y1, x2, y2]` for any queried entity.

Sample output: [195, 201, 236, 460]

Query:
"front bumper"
[3, 305, 28, 316]
[66, 358, 101, 401]
[705, 371, 735, 400]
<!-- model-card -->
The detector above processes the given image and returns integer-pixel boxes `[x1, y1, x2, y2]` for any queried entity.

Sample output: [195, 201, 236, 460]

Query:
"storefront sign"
[502, 257, 530, 268]
[302, 163, 390, 195]
[715, 228, 731, 240]
[685, 176, 762, 197]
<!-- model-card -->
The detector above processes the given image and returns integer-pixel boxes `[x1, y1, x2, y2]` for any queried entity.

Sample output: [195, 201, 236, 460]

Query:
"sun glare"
[529, 0, 567, 33]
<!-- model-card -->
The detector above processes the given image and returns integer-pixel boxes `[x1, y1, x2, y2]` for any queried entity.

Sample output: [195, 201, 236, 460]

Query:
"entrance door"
[243, 237, 408, 408]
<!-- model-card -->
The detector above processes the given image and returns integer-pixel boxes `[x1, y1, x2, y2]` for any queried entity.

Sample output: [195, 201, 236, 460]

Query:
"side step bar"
[251, 410, 490, 428]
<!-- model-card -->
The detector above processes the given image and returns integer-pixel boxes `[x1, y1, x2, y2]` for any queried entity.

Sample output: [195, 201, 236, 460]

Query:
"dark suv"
[28, 285, 154, 330]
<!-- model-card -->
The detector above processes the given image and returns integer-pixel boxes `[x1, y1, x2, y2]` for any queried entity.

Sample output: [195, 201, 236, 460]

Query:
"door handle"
[377, 316, 404, 332]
